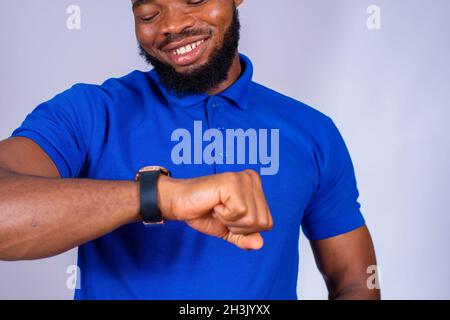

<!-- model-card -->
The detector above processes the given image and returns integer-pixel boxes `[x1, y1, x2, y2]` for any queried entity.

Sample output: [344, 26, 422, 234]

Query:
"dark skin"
[133, 0, 242, 94]
[0, 0, 380, 300]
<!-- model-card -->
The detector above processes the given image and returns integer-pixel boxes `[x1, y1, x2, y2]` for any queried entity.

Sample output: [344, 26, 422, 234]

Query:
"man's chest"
[85, 103, 318, 228]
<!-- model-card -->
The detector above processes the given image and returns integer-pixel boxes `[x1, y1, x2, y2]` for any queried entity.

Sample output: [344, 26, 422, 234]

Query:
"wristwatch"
[135, 166, 171, 225]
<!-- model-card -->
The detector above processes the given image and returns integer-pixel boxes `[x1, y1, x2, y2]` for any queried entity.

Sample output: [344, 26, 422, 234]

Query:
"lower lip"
[164, 39, 209, 67]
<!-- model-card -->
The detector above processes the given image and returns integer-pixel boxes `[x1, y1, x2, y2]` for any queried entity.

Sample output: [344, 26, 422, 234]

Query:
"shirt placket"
[205, 96, 228, 174]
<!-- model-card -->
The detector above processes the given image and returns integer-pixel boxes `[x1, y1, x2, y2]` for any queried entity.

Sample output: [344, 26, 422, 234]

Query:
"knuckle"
[265, 211, 274, 229]
[244, 168, 257, 176]
[220, 171, 232, 180]
[258, 218, 268, 230]
[244, 169, 260, 180]
[225, 172, 241, 185]
[238, 171, 254, 187]
[233, 209, 246, 219]
[244, 215, 257, 227]
[235, 204, 247, 215]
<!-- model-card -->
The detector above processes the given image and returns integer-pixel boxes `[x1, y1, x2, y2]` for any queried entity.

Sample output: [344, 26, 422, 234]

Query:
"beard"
[139, 9, 241, 96]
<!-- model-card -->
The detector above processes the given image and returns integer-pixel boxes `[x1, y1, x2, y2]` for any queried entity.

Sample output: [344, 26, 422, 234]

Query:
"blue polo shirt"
[11, 54, 365, 300]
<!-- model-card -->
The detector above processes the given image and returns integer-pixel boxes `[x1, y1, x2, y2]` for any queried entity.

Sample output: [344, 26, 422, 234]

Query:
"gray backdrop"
[1, 0, 449, 299]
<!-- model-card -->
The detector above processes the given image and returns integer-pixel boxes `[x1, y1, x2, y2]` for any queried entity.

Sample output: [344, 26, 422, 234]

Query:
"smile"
[172, 40, 205, 55]
[163, 38, 210, 67]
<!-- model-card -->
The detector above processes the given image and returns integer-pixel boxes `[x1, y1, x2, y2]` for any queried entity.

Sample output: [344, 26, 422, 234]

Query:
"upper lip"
[161, 35, 210, 52]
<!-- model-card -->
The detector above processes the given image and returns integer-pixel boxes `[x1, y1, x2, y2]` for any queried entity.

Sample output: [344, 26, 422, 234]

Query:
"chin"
[172, 59, 210, 74]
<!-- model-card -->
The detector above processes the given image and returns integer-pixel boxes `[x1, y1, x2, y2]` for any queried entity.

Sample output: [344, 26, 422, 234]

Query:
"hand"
[157, 170, 273, 250]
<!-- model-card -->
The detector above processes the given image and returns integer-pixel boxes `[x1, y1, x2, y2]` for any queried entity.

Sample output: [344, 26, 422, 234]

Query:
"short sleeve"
[301, 118, 365, 240]
[10, 84, 94, 178]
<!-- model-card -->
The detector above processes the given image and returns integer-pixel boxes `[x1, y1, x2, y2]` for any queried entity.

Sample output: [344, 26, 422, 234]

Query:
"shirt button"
[210, 98, 223, 109]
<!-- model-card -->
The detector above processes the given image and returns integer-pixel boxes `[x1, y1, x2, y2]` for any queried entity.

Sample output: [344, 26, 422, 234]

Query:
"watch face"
[135, 166, 171, 180]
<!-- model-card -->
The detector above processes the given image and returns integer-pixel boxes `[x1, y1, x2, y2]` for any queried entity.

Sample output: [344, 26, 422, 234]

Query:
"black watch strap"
[138, 170, 165, 224]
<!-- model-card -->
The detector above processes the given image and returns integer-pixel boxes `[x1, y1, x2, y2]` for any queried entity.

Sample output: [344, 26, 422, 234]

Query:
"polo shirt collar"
[148, 53, 253, 110]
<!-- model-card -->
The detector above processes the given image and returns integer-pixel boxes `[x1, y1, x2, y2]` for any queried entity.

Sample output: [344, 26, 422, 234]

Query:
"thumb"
[223, 231, 264, 250]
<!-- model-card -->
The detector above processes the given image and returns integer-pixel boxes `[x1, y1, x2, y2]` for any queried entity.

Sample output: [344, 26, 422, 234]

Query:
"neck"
[207, 51, 242, 96]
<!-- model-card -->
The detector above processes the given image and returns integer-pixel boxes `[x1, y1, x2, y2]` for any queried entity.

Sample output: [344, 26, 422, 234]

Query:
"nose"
[159, 6, 196, 36]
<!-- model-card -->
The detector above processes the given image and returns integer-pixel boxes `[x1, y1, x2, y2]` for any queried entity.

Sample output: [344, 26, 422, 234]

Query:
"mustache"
[158, 28, 213, 49]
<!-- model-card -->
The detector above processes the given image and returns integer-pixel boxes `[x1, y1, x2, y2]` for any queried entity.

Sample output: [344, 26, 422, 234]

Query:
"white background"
[0, 0, 449, 299]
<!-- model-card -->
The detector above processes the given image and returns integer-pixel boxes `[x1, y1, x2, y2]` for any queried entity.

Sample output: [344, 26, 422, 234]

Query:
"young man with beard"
[0, 0, 380, 300]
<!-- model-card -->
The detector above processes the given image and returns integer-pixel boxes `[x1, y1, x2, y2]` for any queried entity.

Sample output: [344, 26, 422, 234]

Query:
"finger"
[213, 205, 259, 233]
[212, 204, 230, 219]
[252, 181, 273, 231]
[186, 214, 229, 239]
[245, 182, 259, 228]
[228, 172, 259, 229]
[222, 231, 264, 250]
[228, 226, 261, 235]
[212, 203, 247, 226]
[217, 193, 247, 222]
[185, 215, 263, 251]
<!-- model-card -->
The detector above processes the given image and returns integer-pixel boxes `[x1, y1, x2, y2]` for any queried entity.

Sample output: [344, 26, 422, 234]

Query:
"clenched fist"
[157, 170, 273, 251]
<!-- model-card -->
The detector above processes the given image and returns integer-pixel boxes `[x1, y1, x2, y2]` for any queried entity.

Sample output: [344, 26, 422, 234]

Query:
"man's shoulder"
[102, 69, 149, 86]
[38, 70, 151, 118]
[74, 70, 150, 96]
[249, 81, 334, 129]
[90, 70, 148, 93]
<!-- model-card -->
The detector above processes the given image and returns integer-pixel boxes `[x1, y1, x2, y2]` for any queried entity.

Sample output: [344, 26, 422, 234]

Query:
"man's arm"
[310, 225, 381, 300]
[0, 137, 142, 260]
[0, 137, 272, 261]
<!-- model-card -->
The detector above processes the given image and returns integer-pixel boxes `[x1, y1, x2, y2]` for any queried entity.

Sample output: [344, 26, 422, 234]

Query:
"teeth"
[173, 40, 205, 55]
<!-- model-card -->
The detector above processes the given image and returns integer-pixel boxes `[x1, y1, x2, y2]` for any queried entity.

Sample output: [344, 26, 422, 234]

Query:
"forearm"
[0, 169, 141, 260]
[330, 284, 381, 300]
[311, 226, 380, 300]
[0, 165, 273, 257]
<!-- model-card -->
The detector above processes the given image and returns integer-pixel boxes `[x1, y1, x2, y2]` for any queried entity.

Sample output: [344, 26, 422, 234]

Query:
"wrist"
[157, 175, 178, 221]
[127, 180, 144, 224]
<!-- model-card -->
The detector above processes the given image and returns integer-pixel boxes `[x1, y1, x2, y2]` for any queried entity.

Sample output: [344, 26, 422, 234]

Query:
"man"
[0, 0, 380, 300]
